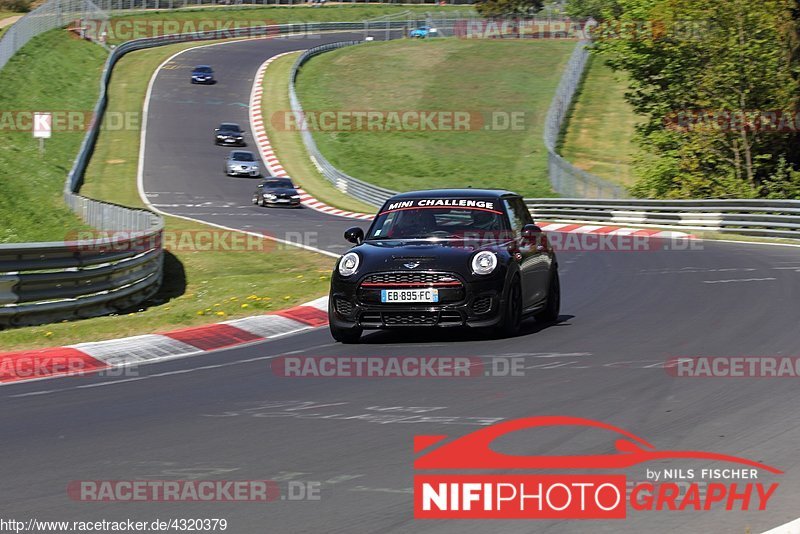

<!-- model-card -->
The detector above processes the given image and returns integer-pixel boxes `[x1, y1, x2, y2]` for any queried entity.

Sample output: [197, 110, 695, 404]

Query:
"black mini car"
[251, 177, 302, 207]
[328, 189, 560, 343]
[214, 123, 245, 146]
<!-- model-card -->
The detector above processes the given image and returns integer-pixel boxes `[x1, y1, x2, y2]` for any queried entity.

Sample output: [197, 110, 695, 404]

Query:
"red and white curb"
[537, 222, 694, 240]
[0, 297, 329, 385]
[249, 53, 374, 221]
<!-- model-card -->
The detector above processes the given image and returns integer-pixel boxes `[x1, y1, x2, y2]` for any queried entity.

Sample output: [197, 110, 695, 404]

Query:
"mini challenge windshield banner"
[413, 416, 781, 519]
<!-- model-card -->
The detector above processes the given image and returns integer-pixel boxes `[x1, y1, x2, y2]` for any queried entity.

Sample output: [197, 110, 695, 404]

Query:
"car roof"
[385, 188, 518, 200]
[219, 123, 241, 129]
[194, 65, 212, 69]
[230, 150, 254, 156]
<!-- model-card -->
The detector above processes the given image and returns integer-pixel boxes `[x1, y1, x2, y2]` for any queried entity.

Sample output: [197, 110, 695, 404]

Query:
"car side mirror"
[522, 224, 547, 251]
[521, 224, 541, 239]
[344, 227, 364, 245]
[256, 184, 264, 188]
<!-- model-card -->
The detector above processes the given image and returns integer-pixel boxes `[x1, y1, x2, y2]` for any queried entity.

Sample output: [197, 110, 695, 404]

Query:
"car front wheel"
[495, 275, 522, 338]
[329, 300, 362, 343]
[535, 268, 560, 323]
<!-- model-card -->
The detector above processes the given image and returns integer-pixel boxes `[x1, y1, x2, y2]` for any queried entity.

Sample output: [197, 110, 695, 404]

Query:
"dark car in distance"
[251, 177, 302, 207]
[328, 189, 560, 343]
[214, 123, 245, 146]
[191, 65, 215, 84]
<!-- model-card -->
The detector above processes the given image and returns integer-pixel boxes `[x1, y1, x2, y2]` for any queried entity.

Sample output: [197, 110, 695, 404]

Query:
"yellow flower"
[241, 303, 249, 308]
[197, 311, 204, 315]
[216, 311, 226, 317]
[44, 331, 53, 337]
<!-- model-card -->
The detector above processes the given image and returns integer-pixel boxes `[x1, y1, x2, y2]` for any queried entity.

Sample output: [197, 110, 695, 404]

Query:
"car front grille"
[472, 296, 493, 315]
[383, 312, 437, 326]
[360, 271, 462, 288]
[359, 310, 464, 327]
[335, 298, 353, 317]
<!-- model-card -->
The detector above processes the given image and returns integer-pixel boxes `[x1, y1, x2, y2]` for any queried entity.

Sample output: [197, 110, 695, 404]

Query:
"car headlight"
[338, 252, 360, 277]
[471, 251, 497, 275]
[291, 194, 300, 199]
[264, 193, 276, 199]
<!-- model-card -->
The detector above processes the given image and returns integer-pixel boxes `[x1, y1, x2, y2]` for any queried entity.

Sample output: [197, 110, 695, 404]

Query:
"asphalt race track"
[140, 31, 378, 255]
[3, 34, 800, 534]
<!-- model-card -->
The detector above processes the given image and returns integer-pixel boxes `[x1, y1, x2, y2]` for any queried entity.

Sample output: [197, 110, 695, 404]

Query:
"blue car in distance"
[191, 65, 215, 84]
[409, 26, 438, 38]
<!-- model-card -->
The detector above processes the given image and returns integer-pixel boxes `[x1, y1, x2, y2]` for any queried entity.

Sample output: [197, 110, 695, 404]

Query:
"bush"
[0, 0, 31, 13]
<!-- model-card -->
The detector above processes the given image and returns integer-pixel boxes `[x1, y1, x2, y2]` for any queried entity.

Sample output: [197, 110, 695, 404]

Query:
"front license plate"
[381, 289, 439, 303]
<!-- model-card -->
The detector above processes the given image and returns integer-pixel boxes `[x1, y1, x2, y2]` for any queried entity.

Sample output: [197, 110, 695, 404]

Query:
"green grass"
[0, 11, 20, 36]
[0, 40, 335, 351]
[106, 5, 470, 44]
[260, 52, 375, 214]
[0, 29, 106, 243]
[295, 39, 576, 198]
[558, 55, 640, 187]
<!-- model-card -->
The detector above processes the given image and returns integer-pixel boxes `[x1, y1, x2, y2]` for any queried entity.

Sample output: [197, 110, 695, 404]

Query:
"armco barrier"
[288, 40, 397, 208]
[526, 198, 800, 239]
[3, 21, 419, 328]
[290, 42, 800, 240]
[542, 40, 628, 199]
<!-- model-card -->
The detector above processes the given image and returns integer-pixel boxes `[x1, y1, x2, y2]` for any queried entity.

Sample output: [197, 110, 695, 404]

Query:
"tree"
[594, 0, 800, 198]
[474, 0, 544, 17]
[566, 0, 623, 20]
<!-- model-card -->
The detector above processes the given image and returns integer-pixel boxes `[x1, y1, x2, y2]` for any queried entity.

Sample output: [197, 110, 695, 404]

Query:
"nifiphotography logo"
[413, 416, 781, 519]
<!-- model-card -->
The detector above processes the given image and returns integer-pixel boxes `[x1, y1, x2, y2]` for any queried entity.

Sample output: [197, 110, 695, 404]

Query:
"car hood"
[231, 160, 257, 166]
[218, 131, 242, 136]
[350, 239, 512, 271]
[262, 188, 298, 195]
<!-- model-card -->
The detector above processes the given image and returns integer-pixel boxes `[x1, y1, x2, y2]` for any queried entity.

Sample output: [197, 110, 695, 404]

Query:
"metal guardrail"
[290, 28, 630, 206]
[542, 40, 628, 199]
[289, 40, 397, 207]
[0, 0, 108, 73]
[526, 198, 800, 239]
[283, 24, 800, 242]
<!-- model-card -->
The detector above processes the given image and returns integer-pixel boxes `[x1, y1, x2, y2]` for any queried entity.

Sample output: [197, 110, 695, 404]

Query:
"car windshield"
[367, 200, 508, 240]
[232, 152, 254, 161]
[262, 179, 294, 189]
[194, 66, 212, 73]
[219, 124, 240, 132]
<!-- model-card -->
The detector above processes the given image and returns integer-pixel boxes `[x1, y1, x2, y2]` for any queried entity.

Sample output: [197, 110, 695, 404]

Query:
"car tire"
[535, 268, 560, 323]
[329, 300, 362, 343]
[495, 275, 522, 338]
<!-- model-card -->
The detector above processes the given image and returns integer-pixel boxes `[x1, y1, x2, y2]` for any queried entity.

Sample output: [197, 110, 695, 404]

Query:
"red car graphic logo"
[414, 416, 782, 473]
